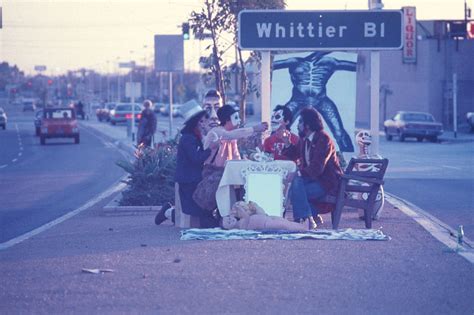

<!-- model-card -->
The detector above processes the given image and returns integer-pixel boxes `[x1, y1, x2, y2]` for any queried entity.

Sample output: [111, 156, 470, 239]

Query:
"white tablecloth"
[216, 160, 297, 217]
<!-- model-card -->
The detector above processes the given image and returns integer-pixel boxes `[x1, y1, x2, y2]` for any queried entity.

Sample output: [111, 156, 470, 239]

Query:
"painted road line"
[0, 180, 127, 251]
[0, 165, 7, 169]
[441, 165, 462, 170]
[18, 152, 22, 157]
[12, 158, 17, 163]
[386, 193, 474, 264]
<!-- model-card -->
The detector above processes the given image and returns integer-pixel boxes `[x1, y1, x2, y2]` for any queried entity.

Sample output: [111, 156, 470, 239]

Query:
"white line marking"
[0, 165, 7, 169]
[12, 158, 17, 163]
[0, 181, 127, 251]
[441, 165, 462, 170]
[18, 152, 22, 157]
[386, 193, 474, 264]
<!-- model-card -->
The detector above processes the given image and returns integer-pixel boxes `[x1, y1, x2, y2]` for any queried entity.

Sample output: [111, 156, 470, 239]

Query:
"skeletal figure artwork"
[354, 130, 385, 220]
[273, 51, 356, 152]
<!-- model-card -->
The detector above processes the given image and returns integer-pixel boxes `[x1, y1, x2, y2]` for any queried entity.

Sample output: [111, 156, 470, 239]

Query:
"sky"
[0, 0, 472, 75]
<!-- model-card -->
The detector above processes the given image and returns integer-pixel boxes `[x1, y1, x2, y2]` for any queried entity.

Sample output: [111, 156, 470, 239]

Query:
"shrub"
[116, 141, 177, 206]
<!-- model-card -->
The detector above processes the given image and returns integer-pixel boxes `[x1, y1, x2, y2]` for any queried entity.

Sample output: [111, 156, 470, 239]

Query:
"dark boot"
[155, 202, 173, 225]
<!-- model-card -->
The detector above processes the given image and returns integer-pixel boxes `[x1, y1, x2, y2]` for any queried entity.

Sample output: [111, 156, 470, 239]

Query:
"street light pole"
[143, 45, 148, 100]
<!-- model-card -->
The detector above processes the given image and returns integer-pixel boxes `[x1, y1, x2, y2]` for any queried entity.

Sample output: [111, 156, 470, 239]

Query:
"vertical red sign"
[403, 7, 417, 64]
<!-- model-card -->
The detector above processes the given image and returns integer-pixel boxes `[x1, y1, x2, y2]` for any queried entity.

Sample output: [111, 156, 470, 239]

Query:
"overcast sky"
[0, 0, 471, 75]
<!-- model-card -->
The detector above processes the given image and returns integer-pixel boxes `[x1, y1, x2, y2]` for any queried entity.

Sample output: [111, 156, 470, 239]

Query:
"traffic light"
[182, 22, 190, 40]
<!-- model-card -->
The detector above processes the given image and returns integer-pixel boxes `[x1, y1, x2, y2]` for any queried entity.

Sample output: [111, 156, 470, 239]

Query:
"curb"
[385, 193, 474, 264]
[102, 193, 163, 216]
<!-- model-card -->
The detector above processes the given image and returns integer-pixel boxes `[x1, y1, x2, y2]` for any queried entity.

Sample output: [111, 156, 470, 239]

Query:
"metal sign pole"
[261, 51, 271, 128]
[453, 73, 458, 138]
[168, 72, 173, 139]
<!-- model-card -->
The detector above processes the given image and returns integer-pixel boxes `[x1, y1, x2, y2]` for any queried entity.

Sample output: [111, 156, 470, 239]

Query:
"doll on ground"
[222, 201, 314, 231]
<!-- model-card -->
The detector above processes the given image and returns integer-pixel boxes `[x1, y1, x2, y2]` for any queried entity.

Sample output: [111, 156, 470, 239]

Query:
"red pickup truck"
[40, 108, 80, 145]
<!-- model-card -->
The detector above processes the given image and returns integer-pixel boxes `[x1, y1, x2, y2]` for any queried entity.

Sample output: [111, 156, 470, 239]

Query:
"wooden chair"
[312, 158, 389, 229]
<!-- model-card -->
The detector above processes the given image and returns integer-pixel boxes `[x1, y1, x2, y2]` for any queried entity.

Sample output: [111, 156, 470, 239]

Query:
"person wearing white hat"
[155, 101, 219, 227]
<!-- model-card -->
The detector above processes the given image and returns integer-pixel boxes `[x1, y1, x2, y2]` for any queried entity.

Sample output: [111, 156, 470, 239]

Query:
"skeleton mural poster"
[271, 51, 358, 152]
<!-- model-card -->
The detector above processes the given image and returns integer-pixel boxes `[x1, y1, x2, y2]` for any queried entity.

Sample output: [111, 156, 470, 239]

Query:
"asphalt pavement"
[0, 116, 473, 314]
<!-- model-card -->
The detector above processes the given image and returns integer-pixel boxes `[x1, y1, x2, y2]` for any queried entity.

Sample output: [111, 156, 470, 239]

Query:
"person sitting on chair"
[282, 107, 343, 229]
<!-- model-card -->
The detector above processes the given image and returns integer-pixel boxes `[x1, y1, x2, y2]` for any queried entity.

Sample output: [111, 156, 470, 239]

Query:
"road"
[379, 136, 474, 240]
[0, 111, 126, 243]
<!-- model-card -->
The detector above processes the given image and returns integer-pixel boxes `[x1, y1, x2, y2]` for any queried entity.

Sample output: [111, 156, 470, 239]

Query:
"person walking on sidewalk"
[282, 107, 343, 229]
[137, 100, 157, 147]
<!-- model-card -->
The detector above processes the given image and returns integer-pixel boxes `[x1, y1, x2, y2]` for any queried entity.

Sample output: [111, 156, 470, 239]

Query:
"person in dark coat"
[282, 107, 343, 229]
[155, 102, 219, 227]
[137, 100, 157, 147]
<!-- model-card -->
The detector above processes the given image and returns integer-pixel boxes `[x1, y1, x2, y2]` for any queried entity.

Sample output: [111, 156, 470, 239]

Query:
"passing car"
[109, 103, 142, 125]
[96, 102, 116, 122]
[40, 108, 80, 145]
[160, 103, 182, 117]
[0, 107, 7, 130]
[34, 109, 43, 136]
[22, 100, 36, 112]
[467, 112, 474, 132]
[384, 111, 443, 142]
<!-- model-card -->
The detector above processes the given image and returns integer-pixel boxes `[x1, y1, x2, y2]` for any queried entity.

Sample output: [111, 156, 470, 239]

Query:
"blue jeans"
[290, 176, 326, 221]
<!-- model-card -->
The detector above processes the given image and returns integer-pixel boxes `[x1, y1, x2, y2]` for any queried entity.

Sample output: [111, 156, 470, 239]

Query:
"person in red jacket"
[263, 105, 299, 162]
[282, 107, 343, 228]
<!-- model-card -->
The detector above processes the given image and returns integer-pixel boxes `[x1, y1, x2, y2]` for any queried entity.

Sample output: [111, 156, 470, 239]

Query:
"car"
[109, 103, 143, 125]
[467, 112, 474, 132]
[34, 109, 43, 136]
[160, 103, 182, 117]
[96, 102, 116, 122]
[0, 107, 7, 130]
[384, 111, 443, 142]
[22, 100, 36, 112]
[39, 107, 80, 145]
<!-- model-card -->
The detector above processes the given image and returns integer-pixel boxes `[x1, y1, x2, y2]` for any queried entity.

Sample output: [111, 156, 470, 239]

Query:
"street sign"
[125, 82, 141, 98]
[34, 65, 47, 71]
[154, 35, 184, 72]
[238, 10, 403, 50]
[119, 61, 135, 68]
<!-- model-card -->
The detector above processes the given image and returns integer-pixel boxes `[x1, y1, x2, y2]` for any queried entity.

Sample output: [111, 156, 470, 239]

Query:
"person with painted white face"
[204, 105, 268, 167]
[201, 89, 223, 133]
[263, 105, 299, 162]
[192, 105, 268, 213]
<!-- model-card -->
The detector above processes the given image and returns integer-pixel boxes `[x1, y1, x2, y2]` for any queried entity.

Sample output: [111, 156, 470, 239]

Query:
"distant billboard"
[154, 35, 184, 72]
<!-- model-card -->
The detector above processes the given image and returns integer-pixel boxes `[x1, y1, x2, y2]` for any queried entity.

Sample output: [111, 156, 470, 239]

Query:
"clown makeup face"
[197, 113, 210, 135]
[230, 112, 241, 128]
[221, 215, 238, 230]
[203, 96, 223, 129]
[271, 109, 285, 130]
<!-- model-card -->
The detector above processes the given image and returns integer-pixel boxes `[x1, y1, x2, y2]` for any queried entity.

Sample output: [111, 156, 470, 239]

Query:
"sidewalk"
[0, 118, 473, 314]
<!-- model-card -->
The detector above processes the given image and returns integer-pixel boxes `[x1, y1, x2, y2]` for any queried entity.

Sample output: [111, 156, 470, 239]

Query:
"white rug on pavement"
[181, 228, 390, 241]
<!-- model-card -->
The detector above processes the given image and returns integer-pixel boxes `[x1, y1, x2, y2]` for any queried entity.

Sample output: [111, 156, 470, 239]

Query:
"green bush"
[116, 141, 177, 206]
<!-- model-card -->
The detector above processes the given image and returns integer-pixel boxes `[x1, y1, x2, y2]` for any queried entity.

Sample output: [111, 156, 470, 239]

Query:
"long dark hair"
[300, 107, 324, 132]
[181, 111, 207, 134]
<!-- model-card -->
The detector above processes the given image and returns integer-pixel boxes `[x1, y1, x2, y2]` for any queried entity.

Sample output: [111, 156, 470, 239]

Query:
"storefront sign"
[403, 7, 417, 64]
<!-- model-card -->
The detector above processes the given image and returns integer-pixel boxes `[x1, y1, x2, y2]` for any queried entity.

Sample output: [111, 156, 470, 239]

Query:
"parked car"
[467, 112, 474, 132]
[384, 111, 443, 142]
[34, 109, 43, 136]
[109, 103, 142, 125]
[0, 107, 7, 130]
[160, 103, 182, 117]
[39, 108, 80, 145]
[96, 102, 116, 122]
[22, 100, 36, 112]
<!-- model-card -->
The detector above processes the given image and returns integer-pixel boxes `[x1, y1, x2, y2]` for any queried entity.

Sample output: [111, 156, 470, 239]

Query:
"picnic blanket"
[181, 228, 390, 241]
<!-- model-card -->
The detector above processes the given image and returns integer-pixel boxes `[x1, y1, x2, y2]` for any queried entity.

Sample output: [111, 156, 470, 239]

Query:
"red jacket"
[283, 130, 343, 195]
